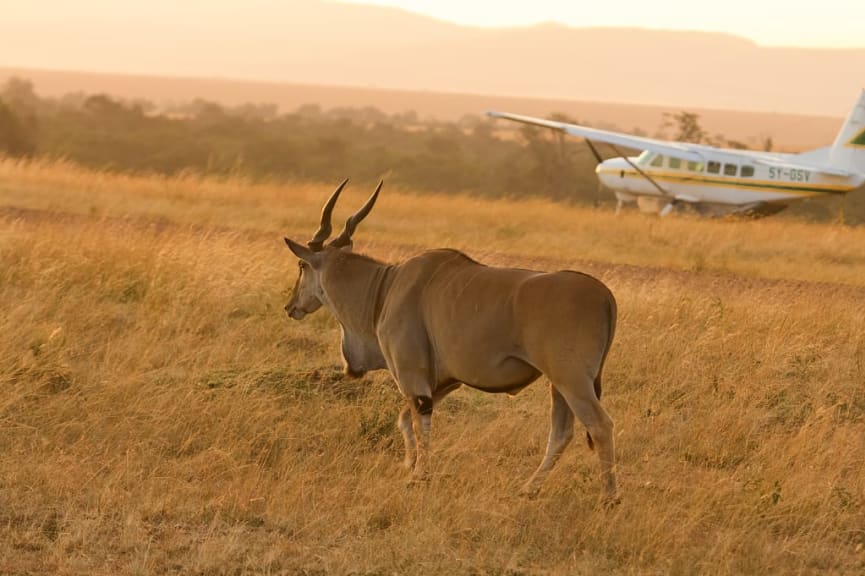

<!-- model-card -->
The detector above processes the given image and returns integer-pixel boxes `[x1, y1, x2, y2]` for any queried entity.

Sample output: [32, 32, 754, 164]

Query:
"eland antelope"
[284, 180, 618, 499]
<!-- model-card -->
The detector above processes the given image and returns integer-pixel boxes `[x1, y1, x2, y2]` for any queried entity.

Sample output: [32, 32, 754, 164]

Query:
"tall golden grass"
[1, 159, 863, 574]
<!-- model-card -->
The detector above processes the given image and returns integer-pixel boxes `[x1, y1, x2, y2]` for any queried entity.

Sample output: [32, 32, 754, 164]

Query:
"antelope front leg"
[409, 395, 433, 482]
[384, 349, 436, 483]
[397, 403, 417, 470]
[521, 385, 575, 496]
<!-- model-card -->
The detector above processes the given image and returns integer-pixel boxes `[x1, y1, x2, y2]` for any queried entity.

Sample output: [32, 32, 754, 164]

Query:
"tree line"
[0, 77, 602, 203]
[0, 77, 861, 222]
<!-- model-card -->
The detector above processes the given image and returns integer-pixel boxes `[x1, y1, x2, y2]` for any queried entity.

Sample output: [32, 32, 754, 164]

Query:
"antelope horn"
[329, 180, 383, 248]
[308, 178, 349, 251]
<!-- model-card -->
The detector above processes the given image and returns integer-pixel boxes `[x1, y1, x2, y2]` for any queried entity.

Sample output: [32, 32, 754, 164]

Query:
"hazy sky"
[5, 0, 863, 48]
[340, 0, 865, 48]
[2, 0, 862, 117]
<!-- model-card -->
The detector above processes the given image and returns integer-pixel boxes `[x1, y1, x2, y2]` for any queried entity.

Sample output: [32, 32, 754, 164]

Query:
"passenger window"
[724, 163, 738, 176]
[669, 157, 681, 169]
[741, 165, 755, 177]
[650, 155, 664, 167]
[707, 161, 721, 174]
[687, 161, 704, 172]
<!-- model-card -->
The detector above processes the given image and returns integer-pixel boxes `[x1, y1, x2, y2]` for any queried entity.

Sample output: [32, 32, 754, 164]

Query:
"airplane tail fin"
[827, 89, 865, 174]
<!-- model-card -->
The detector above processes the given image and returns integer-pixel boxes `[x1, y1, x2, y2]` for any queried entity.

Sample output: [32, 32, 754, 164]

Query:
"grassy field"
[1, 159, 864, 575]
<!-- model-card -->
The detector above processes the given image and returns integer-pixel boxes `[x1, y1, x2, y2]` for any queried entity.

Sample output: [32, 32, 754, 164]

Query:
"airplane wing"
[487, 110, 707, 163]
[488, 110, 855, 178]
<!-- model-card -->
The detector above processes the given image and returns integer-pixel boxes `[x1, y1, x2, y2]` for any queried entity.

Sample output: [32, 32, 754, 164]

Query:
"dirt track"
[4, 203, 865, 308]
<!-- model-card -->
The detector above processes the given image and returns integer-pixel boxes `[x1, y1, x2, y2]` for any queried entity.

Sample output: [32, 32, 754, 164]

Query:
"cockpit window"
[669, 157, 682, 169]
[650, 154, 664, 167]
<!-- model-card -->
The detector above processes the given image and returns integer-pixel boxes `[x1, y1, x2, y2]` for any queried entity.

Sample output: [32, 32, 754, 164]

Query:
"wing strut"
[585, 139, 604, 164]
[584, 140, 608, 206]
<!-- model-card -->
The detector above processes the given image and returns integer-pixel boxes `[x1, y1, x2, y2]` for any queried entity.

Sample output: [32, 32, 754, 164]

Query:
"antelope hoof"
[406, 474, 429, 487]
[519, 482, 541, 499]
[407, 467, 430, 485]
[600, 493, 621, 509]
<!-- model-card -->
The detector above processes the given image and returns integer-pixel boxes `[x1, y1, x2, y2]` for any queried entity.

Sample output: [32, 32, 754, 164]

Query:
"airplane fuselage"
[596, 151, 865, 209]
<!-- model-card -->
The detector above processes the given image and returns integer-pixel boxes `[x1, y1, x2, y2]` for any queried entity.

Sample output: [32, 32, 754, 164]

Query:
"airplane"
[487, 90, 865, 217]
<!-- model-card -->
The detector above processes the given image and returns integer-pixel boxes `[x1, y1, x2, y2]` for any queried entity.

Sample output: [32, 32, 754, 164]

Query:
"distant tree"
[394, 109, 418, 126]
[0, 99, 36, 157]
[84, 94, 133, 116]
[327, 106, 387, 125]
[188, 99, 227, 123]
[359, 106, 387, 124]
[549, 112, 579, 161]
[457, 114, 482, 131]
[471, 119, 494, 140]
[661, 111, 707, 143]
[0, 78, 39, 155]
[296, 103, 322, 119]
[57, 91, 88, 110]
[724, 139, 748, 150]
[317, 136, 348, 163]
[515, 115, 592, 202]
[233, 102, 278, 121]
[549, 112, 579, 125]
[1, 77, 40, 115]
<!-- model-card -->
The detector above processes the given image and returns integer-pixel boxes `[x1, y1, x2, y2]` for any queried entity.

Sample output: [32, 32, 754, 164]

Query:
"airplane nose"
[596, 158, 630, 189]
[595, 163, 617, 187]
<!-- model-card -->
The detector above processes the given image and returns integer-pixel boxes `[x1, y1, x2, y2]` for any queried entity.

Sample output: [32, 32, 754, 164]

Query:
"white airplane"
[488, 91, 865, 216]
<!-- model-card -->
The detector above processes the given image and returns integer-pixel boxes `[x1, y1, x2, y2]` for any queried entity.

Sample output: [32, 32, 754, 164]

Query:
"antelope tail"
[587, 294, 617, 451]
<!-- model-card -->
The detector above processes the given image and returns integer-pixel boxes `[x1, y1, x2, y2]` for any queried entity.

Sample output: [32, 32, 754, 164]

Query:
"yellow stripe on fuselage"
[599, 169, 853, 196]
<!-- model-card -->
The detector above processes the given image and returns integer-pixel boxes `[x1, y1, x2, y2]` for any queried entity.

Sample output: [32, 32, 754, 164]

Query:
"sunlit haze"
[2, 0, 864, 117]
[6, 0, 865, 48]
[339, 0, 865, 48]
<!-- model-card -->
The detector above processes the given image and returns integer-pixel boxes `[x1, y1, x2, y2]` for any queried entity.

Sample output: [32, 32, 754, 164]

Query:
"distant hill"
[0, 67, 843, 152]
[0, 0, 862, 118]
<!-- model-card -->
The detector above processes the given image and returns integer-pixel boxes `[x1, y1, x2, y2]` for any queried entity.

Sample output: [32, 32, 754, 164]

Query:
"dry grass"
[1, 159, 864, 574]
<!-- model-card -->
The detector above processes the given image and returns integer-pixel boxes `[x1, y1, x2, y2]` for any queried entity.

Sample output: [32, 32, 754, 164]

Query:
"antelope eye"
[298, 261, 308, 271]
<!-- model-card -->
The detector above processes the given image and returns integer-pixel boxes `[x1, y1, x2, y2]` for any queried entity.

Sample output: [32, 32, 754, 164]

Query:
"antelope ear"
[284, 237, 315, 262]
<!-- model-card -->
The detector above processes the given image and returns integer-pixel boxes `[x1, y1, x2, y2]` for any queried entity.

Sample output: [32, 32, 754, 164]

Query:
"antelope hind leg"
[557, 385, 618, 501]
